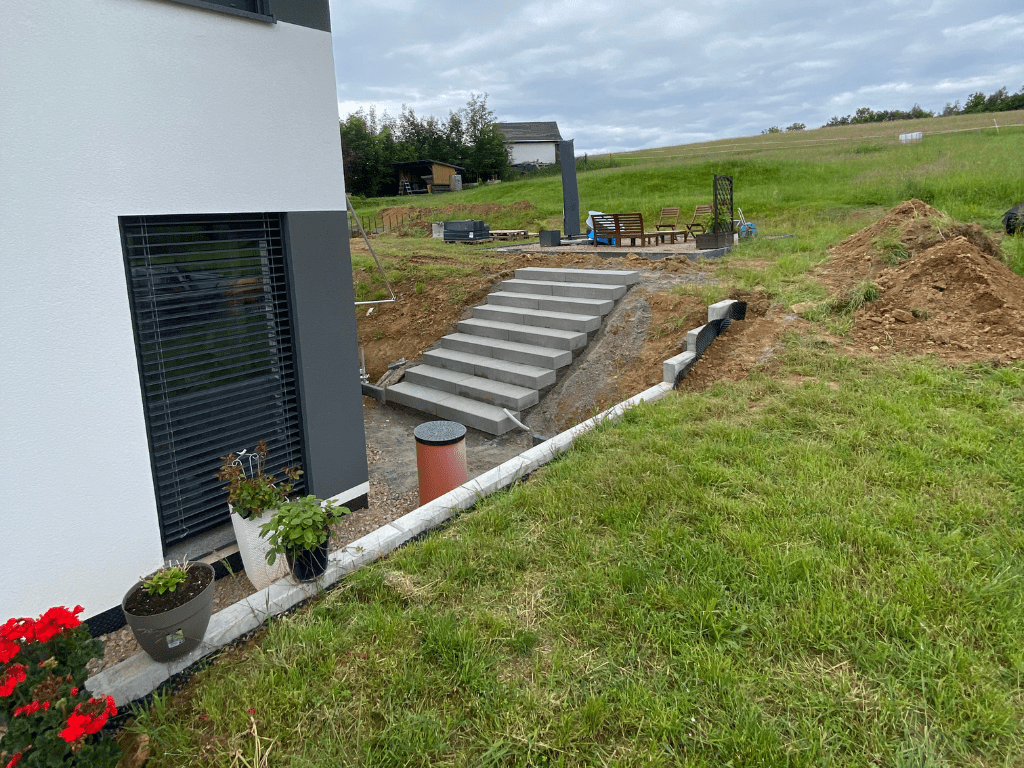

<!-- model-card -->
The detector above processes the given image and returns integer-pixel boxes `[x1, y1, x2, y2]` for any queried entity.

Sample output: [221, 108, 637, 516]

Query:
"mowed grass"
[132, 342, 1024, 766]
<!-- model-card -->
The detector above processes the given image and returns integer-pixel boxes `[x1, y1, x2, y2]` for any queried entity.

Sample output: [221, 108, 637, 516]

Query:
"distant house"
[393, 160, 465, 194]
[495, 122, 564, 168]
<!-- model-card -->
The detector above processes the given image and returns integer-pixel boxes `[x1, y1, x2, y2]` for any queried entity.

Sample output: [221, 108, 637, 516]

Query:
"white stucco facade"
[0, 0, 346, 620]
[509, 142, 558, 166]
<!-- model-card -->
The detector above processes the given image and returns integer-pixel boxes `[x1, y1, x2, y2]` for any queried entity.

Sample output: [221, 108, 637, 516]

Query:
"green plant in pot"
[122, 560, 215, 663]
[260, 496, 350, 582]
[216, 441, 303, 589]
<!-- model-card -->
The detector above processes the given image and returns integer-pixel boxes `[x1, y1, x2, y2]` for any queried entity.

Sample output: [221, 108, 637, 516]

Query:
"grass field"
[126, 118, 1024, 766]
[131, 345, 1024, 766]
[351, 110, 1024, 238]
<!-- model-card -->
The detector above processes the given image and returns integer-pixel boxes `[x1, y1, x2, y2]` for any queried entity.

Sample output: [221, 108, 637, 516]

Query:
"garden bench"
[590, 213, 658, 247]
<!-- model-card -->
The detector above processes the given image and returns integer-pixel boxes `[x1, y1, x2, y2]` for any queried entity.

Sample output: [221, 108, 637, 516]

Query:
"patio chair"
[685, 204, 714, 238]
[655, 207, 680, 231]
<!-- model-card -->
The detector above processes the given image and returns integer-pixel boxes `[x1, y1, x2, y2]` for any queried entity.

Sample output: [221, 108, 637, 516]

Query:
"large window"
[166, 0, 275, 23]
[121, 213, 305, 548]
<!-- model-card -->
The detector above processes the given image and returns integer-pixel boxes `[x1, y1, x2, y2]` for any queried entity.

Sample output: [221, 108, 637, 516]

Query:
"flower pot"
[122, 562, 215, 663]
[287, 540, 329, 582]
[230, 505, 290, 589]
[695, 232, 732, 250]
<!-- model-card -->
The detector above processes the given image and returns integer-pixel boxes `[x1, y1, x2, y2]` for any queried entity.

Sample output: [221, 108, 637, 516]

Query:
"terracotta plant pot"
[122, 562, 215, 663]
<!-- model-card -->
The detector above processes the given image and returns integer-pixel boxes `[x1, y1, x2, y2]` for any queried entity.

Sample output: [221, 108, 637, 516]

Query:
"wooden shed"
[393, 160, 465, 194]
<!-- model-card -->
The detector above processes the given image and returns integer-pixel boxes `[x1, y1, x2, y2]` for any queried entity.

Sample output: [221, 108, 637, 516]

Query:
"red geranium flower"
[59, 696, 116, 742]
[0, 664, 28, 697]
[0, 637, 20, 664]
[6, 751, 23, 768]
[32, 606, 83, 643]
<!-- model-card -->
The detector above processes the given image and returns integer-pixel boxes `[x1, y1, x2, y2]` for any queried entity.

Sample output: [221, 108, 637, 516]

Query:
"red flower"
[59, 696, 116, 743]
[32, 606, 83, 643]
[0, 664, 28, 697]
[247, 708, 256, 714]
[0, 637, 20, 664]
[71, 687, 79, 697]
[0, 618, 35, 643]
[6, 751, 23, 768]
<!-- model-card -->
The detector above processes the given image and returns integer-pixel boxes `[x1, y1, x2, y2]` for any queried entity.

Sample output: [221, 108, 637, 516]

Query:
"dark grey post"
[559, 139, 581, 237]
[282, 211, 368, 508]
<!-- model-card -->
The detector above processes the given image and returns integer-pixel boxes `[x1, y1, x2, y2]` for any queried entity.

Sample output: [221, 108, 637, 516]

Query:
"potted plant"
[216, 441, 302, 589]
[122, 561, 215, 663]
[695, 208, 734, 249]
[260, 496, 350, 582]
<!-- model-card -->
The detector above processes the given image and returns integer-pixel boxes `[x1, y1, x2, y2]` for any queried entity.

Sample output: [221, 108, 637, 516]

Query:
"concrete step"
[423, 347, 557, 390]
[487, 291, 614, 316]
[439, 333, 572, 369]
[515, 267, 641, 286]
[457, 318, 587, 351]
[472, 304, 602, 333]
[386, 382, 520, 435]
[499, 278, 627, 301]
[404, 365, 539, 410]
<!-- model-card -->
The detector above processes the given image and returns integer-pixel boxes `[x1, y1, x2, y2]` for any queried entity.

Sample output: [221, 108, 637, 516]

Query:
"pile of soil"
[815, 199, 1024, 364]
[377, 200, 538, 232]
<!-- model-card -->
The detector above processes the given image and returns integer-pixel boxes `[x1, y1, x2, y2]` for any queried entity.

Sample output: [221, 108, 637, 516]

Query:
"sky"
[328, 0, 1024, 155]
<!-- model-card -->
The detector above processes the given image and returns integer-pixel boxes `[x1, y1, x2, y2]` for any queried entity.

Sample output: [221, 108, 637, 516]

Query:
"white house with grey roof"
[495, 122, 564, 168]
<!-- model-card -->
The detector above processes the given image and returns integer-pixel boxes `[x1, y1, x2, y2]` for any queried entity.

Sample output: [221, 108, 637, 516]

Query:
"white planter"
[229, 506, 290, 589]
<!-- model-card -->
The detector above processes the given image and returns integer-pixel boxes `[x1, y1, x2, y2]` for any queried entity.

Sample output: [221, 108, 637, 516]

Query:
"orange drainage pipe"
[414, 421, 469, 506]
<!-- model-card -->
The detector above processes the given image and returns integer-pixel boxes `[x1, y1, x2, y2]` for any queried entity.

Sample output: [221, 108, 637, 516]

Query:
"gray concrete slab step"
[499, 279, 626, 301]
[387, 382, 520, 435]
[423, 347, 557, 389]
[472, 304, 601, 333]
[439, 333, 572, 369]
[487, 291, 614, 316]
[515, 267, 641, 286]
[404, 365, 538, 410]
[457, 318, 587, 351]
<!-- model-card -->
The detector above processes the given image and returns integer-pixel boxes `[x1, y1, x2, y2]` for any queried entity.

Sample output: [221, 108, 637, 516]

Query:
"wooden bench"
[590, 213, 658, 247]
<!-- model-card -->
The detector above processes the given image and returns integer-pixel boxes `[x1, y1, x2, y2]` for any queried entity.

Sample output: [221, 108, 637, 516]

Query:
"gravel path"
[87, 448, 418, 676]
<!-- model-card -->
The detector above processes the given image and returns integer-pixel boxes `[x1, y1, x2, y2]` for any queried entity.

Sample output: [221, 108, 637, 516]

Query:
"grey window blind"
[121, 213, 305, 547]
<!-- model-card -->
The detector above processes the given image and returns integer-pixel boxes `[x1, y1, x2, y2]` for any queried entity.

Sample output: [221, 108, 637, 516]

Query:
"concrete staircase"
[386, 267, 640, 434]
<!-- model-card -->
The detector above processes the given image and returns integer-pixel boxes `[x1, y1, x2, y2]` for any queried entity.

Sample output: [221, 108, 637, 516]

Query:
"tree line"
[339, 94, 510, 197]
[822, 84, 1024, 127]
[762, 85, 1024, 134]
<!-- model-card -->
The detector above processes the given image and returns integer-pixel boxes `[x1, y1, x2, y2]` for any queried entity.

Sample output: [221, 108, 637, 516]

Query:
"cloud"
[328, 0, 1024, 153]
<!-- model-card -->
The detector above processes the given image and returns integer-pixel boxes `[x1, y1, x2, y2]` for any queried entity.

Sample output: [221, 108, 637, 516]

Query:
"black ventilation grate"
[121, 213, 305, 548]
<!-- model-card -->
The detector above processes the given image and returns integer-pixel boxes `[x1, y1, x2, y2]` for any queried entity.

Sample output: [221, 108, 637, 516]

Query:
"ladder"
[399, 180, 413, 196]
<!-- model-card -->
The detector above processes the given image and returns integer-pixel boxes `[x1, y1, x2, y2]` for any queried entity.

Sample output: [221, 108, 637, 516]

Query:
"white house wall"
[0, 0, 347, 621]
[510, 142, 558, 166]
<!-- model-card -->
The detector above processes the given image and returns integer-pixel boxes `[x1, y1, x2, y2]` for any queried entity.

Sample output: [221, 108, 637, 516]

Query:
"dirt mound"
[815, 200, 1024, 364]
[378, 201, 536, 224]
[850, 236, 1024, 362]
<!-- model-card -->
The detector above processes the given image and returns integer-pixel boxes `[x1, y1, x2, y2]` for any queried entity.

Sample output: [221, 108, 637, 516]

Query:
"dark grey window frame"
[164, 0, 276, 23]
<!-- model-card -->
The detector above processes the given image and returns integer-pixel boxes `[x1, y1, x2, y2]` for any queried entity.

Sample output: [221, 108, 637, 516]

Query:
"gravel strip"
[86, 450, 418, 676]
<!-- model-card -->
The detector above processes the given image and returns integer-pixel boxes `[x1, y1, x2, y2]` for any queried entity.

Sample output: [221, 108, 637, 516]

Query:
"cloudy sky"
[328, 0, 1023, 155]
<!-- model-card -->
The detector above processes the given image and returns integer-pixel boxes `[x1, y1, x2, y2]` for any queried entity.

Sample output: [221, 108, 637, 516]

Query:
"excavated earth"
[89, 199, 1024, 672]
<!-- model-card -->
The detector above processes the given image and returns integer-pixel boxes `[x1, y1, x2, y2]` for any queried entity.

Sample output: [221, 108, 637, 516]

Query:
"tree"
[785, 123, 806, 131]
[761, 126, 781, 134]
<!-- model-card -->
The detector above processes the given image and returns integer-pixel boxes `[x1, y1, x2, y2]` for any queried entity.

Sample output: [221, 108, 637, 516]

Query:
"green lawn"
[131, 342, 1024, 766]
[125, 118, 1024, 766]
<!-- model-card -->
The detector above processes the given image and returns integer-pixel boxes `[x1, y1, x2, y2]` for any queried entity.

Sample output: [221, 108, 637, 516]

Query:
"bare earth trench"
[88, 259, 725, 674]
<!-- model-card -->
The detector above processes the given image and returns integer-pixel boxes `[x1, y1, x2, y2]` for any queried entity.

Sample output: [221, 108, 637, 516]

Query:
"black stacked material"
[443, 220, 490, 241]
[1004, 202, 1024, 235]
[539, 230, 561, 247]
